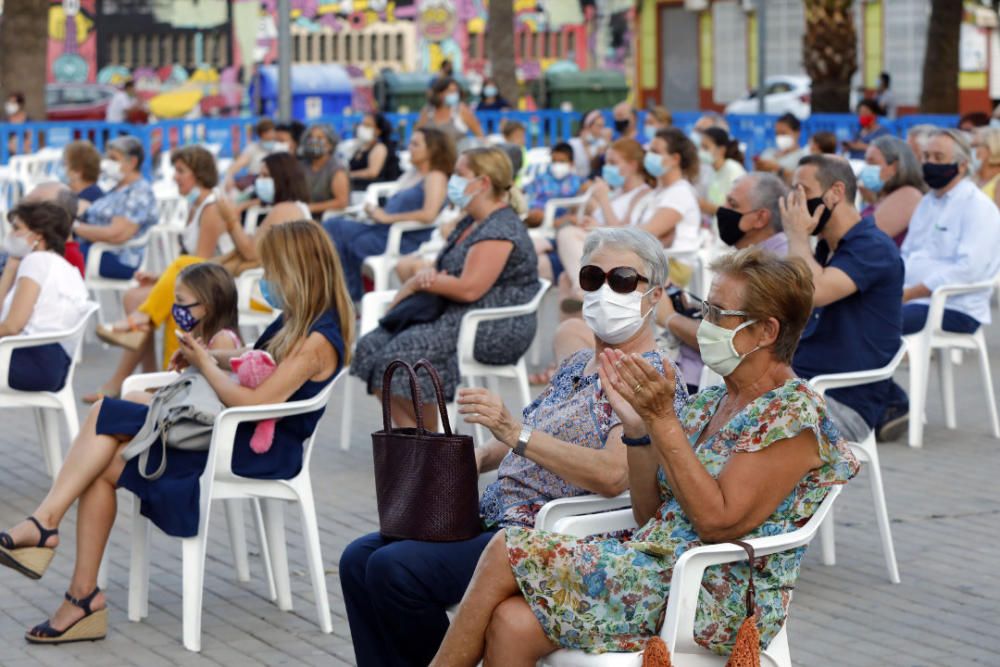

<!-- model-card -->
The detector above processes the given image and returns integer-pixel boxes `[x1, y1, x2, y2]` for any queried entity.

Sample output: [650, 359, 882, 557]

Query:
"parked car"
[725, 75, 811, 118]
[46, 83, 119, 121]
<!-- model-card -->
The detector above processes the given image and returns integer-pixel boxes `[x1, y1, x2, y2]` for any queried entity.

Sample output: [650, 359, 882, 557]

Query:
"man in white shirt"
[878, 128, 1000, 440]
[105, 79, 138, 123]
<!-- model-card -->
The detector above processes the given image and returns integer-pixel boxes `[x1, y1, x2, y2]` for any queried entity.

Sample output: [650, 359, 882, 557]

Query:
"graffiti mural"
[48, 0, 97, 83]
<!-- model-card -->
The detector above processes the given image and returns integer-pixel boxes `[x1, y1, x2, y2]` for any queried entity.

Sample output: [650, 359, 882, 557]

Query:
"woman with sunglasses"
[339, 226, 688, 666]
[432, 247, 859, 666]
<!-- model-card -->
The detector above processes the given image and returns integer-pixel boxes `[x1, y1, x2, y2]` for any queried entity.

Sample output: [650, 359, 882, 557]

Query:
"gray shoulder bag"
[120, 368, 226, 480]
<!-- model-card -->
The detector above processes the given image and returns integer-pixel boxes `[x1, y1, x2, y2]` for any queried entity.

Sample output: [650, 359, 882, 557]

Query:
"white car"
[725, 75, 812, 118]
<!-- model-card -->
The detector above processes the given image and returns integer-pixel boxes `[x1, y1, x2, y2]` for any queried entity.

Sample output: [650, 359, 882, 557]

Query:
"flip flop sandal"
[95, 323, 148, 352]
[25, 587, 107, 644]
[0, 516, 58, 580]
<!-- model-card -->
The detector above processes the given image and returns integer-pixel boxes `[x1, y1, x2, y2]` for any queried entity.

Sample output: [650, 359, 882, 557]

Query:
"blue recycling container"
[252, 64, 353, 120]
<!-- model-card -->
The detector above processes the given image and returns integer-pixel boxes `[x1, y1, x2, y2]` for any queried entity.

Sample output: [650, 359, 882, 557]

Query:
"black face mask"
[806, 192, 836, 236]
[715, 206, 746, 246]
[922, 162, 960, 189]
[613, 118, 631, 134]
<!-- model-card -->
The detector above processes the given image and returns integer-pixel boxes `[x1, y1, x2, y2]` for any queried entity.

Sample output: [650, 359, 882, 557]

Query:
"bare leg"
[553, 318, 594, 362]
[395, 255, 433, 283]
[388, 394, 439, 432]
[483, 597, 558, 667]
[430, 531, 522, 667]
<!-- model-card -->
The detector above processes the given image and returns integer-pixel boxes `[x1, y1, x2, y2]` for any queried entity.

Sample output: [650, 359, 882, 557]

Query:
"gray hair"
[906, 123, 937, 153]
[870, 135, 927, 195]
[581, 227, 670, 288]
[929, 128, 972, 169]
[744, 172, 788, 233]
[305, 123, 339, 151]
[106, 135, 144, 169]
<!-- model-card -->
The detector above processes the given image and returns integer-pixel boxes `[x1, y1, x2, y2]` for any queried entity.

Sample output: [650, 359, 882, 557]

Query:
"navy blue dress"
[104, 311, 345, 537]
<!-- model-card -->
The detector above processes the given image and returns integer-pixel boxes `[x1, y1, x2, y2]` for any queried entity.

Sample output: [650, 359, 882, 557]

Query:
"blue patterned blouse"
[83, 178, 158, 269]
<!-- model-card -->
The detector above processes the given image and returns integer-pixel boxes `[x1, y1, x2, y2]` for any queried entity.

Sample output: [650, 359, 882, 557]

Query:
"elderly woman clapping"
[339, 227, 688, 666]
[431, 248, 859, 666]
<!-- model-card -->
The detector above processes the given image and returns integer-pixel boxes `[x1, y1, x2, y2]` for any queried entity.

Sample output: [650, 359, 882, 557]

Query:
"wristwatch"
[621, 433, 652, 447]
[513, 424, 532, 457]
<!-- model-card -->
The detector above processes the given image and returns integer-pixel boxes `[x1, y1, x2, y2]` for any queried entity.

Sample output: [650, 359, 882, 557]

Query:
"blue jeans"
[881, 303, 981, 423]
[339, 530, 496, 667]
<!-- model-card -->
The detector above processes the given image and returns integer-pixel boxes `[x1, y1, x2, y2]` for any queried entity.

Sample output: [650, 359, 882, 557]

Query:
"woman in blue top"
[72, 135, 158, 279]
[323, 126, 455, 301]
[0, 221, 354, 645]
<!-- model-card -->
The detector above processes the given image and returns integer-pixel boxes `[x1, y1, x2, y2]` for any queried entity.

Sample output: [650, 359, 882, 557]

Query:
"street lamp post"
[277, 0, 292, 122]
[757, 0, 766, 114]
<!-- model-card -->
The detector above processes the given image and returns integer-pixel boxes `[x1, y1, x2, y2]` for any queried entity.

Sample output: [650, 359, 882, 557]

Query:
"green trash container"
[544, 70, 629, 113]
[374, 71, 471, 113]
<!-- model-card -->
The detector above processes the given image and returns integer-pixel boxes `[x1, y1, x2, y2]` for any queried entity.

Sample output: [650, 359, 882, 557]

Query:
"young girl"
[0, 262, 246, 643]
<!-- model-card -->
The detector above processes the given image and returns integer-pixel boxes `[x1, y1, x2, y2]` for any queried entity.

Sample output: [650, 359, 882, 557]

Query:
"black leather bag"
[378, 292, 447, 334]
[371, 359, 481, 542]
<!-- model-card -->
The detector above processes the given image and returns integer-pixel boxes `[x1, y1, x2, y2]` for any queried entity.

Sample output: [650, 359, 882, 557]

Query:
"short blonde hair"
[648, 105, 672, 126]
[709, 247, 814, 364]
[976, 126, 1000, 167]
[463, 145, 526, 215]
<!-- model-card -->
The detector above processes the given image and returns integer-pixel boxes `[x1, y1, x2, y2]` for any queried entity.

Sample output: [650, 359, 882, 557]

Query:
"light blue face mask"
[444, 92, 460, 107]
[602, 163, 625, 189]
[970, 150, 983, 176]
[255, 176, 275, 204]
[643, 125, 657, 141]
[259, 279, 284, 310]
[185, 186, 201, 207]
[858, 164, 884, 193]
[260, 140, 276, 152]
[643, 151, 666, 178]
[447, 174, 474, 208]
[483, 85, 498, 98]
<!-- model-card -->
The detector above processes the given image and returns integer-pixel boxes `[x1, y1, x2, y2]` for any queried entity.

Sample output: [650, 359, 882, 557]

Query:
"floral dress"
[506, 378, 859, 655]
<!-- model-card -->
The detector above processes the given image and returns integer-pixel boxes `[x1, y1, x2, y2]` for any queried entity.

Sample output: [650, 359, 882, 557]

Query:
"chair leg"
[181, 531, 210, 652]
[974, 332, 1000, 439]
[41, 409, 65, 477]
[939, 347, 956, 430]
[855, 436, 901, 584]
[252, 498, 277, 602]
[514, 359, 532, 410]
[224, 500, 251, 583]
[907, 337, 930, 448]
[33, 409, 55, 478]
[818, 506, 836, 566]
[128, 497, 152, 621]
[59, 389, 80, 441]
[339, 376, 354, 451]
[261, 498, 292, 611]
[295, 480, 333, 633]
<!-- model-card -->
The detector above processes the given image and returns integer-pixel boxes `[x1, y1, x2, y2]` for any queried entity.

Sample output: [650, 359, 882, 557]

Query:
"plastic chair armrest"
[809, 341, 908, 396]
[535, 492, 634, 532]
[385, 219, 435, 256]
[120, 371, 180, 396]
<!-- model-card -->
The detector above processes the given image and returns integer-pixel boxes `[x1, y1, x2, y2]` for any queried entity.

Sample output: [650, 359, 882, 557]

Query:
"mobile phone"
[175, 329, 187, 342]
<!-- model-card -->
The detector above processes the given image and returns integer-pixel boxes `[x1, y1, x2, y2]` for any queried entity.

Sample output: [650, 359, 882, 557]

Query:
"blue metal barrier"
[0, 110, 961, 181]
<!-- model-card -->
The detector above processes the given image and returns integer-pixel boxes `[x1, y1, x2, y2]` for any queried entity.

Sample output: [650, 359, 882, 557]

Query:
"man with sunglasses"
[657, 172, 789, 394]
[779, 154, 904, 442]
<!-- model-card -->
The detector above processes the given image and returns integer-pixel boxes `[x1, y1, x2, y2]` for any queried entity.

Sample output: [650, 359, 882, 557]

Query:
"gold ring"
[633, 383, 643, 393]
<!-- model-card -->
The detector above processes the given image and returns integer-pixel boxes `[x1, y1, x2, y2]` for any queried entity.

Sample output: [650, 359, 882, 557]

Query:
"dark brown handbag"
[371, 359, 482, 542]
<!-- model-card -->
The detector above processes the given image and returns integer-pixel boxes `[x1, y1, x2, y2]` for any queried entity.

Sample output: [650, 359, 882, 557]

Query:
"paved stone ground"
[0, 317, 998, 666]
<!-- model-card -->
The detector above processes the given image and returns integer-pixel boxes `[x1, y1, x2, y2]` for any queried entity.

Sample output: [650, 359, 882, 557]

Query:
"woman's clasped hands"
[597, 348, 677, 435]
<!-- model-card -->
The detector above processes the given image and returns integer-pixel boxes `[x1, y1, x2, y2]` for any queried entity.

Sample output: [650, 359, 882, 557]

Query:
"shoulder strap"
[730, 540, 756, 618]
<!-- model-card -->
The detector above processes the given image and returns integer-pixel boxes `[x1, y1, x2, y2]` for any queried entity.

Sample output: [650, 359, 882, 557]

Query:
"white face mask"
[102, 158, 122, 182]
[3, 231, 36, 258]
[696, 318, 759, 377]
[582, 284, 653, 345]
[549, 162, 572, 180]
[4, 101, 19, 116]
[775, 135, 795, 151]
[356, 125, 376, 143]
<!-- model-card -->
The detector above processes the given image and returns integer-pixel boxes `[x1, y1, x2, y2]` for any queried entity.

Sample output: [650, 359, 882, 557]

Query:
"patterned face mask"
[172, 302, 201, 332]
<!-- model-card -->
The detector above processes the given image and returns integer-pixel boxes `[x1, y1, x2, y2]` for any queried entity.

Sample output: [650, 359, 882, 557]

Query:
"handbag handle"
[730, 539, 756, 619]
[413, 359, 454, 436]
[380, 360, 425, 432]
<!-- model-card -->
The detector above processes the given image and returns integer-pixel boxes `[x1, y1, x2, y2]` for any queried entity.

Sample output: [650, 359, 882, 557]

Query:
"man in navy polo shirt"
[780, 154, 904, 441]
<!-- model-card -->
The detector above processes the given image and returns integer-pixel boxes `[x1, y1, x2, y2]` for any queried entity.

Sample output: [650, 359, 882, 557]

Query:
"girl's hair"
[462, 145, 526, 215]
[656, 128, 699, 183]
[703, 127, 745, 165]
[262, 152, 310, 203]
[177, 263, 239, 342]
[610, 137, 655, 187]
[8, 201, 71, 255]
[257, 220, 355, 363]
[428, 77, 460, 107]
[416, 127, 457, 177]
[171, 145, 219, 189]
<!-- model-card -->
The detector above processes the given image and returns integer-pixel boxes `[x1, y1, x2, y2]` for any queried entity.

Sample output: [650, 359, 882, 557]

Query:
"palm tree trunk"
[486, 0, 518, 105]
[0, 0, 50, 120]
[920, 0, 962, 113]
[802, 0, 858, 112]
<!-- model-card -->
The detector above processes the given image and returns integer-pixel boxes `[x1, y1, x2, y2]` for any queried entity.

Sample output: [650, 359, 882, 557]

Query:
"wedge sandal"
[0, 516, 58, 580]
[26, 587, 107, 644]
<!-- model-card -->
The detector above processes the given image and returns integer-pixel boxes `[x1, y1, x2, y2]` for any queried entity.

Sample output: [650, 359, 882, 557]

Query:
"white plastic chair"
[234, 267, 278, 341]
[244, 204, 272, 236]
[538, 485, 842, 667]
[530, 191, 591, 243]
[809, 341, 907, 584]
[521, 148, 551, 187]
[0, 302, 99, 477]
[123, 370, 342, 651]
[904, 280, 1000, 448]
[84, 232, 154, 327]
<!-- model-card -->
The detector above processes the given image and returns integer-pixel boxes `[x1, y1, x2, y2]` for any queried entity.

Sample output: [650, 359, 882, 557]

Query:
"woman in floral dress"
[431, 247, 860, 666]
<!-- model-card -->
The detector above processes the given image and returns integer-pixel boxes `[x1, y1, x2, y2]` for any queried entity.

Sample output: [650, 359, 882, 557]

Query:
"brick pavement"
[0, 323, 997, 666]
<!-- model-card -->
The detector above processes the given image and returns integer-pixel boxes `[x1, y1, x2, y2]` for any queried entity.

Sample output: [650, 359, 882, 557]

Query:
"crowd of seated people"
[2, 87, 1000, 664]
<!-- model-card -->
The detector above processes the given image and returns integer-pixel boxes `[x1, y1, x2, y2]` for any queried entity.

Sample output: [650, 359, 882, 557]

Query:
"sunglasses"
[700, 300, 749, 324]
[579, 265, 650, 294]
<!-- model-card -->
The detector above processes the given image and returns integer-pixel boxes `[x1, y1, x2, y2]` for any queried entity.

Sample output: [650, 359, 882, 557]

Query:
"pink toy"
[231, 350, 278, 454]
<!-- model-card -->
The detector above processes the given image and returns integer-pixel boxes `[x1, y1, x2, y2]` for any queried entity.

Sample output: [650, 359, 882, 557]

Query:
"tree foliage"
[0, 0, 49, 118]
[486, 0, 518, 105]
[919, 0, 962, 113]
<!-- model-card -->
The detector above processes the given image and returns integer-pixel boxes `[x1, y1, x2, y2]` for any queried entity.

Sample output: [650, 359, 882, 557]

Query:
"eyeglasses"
[700, 300, 750, 324]
[579, 265, 650, 294]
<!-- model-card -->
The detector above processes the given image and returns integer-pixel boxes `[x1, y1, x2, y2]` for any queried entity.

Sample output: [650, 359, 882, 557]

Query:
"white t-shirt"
[179, 191, 233, 256]
[636, 180, 701, 251]
[105, 91, 133, 123]
[1, 252, 90, 353]
[593, 186, 652, 227]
